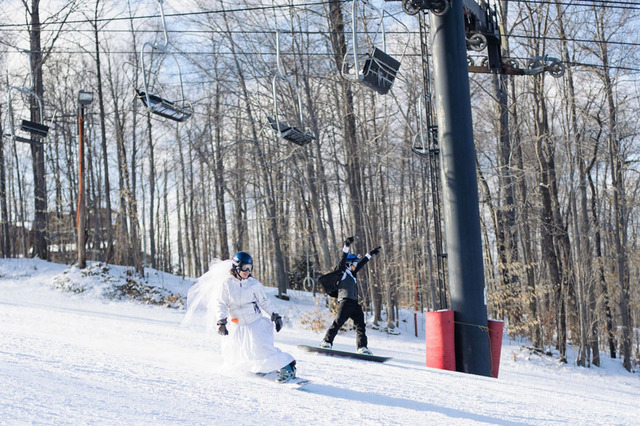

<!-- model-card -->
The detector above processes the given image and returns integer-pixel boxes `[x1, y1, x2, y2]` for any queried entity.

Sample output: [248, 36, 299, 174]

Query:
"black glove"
[369, 246, 381, 256]
[217, 318, 229, 336]
[344, 236, 355, 247]
[271, 312, 283, 332]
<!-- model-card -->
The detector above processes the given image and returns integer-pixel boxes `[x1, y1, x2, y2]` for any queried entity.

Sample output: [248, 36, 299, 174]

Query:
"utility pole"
[77, 90, 93, 269]
[430, 0, 491, 376]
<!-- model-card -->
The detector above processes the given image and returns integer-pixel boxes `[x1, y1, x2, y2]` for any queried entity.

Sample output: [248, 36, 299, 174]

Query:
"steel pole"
[430, 0, 492, 376]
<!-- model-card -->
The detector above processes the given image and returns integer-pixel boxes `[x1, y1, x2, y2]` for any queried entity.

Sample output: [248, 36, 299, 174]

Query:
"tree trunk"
[93, 0, 114, 262]
[222, 11, 288, 296]
[29, 0, 48, 260]
[175, 177, 184, 277]
[510, 77, 541, 349]
[12, 124, 28, 257]
[127, 5, 143, 275]
[0, 109, 9, 258]
[188, 139, 201, 276]
[604, 60, 632, 373]
[493, 69, 522, 330]
[533, 82, 565, 357]
[298, 76, 332, 271]
[213, 80, 229, 259]
[0, 110, 9, 258]
[232, 106, 245, 254]
[589, 170, 616, 359]
[326, 1, 365, 234]
[146, 112, 156, 269]
[555, 0, 599, 366]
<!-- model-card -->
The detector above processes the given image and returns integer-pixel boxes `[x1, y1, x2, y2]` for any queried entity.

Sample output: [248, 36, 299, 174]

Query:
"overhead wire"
[0, 0, 349, 29]
[1, 52, 639, 74]
[505, 0, 640, 9]
[0, 0, 637, 65]
[0, 0, 638, 31]
[1, 26, 638, 51]
[0, 25, 638, 46]
[3, 1, 639, 88]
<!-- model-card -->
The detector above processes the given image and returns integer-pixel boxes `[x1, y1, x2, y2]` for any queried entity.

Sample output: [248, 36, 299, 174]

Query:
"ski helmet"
[232, 251, 253, 272]
[346, 253, 358, 266]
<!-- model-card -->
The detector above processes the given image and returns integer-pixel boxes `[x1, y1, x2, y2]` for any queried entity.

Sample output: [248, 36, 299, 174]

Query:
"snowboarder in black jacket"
[321, 236, 381, 355]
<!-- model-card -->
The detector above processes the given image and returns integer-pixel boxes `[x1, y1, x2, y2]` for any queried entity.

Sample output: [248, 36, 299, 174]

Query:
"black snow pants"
[323, 298, 368, 349]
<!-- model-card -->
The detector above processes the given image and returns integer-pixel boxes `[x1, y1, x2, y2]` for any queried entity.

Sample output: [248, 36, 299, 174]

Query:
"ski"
[297, 344, 392, 363]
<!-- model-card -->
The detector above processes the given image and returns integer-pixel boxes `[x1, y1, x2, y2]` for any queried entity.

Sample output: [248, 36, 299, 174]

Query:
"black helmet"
[232, 251, 253, 272]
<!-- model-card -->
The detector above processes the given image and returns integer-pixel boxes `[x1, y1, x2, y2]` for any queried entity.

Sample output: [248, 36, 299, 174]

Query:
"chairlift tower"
[387, 0, 492, 376]
[429, 0, 492, 377]
[391, 0, 566, 376]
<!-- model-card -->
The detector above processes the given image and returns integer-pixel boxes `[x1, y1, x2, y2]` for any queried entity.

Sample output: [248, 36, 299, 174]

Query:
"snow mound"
[50, 261, 193, 308]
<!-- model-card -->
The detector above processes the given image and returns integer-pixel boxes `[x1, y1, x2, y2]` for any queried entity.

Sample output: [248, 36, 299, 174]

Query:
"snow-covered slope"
[1, 258, 639, 425]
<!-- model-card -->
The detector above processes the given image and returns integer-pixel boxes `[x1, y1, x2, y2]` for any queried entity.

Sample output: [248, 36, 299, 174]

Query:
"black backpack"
[318, 269, 342, 298]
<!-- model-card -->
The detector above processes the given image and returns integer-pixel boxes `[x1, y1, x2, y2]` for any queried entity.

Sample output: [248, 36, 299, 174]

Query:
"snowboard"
[297, 344, 392, 363]
[280, 377, 311, 389]
[255, 372, 311, 389]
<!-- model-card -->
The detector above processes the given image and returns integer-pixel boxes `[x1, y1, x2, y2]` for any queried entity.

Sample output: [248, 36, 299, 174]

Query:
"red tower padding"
[425, 310, 456, 371]
[487, 319, 504, 378]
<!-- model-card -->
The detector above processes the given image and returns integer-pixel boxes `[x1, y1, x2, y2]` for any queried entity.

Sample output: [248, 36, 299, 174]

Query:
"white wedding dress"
[183, 259, 294, 374]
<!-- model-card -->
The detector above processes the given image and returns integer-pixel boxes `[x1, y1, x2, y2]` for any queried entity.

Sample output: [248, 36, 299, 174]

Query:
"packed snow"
[1, 258, 639, 425]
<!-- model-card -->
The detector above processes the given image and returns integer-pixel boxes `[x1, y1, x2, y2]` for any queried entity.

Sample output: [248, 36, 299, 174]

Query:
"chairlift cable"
[504, 0, 640, 8]
[0, 1, 351, 29]
[3, 19, 639, 49]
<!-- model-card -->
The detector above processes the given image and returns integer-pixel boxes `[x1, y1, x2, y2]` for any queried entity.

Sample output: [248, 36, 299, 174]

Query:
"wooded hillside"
[0, 0, 638, 370]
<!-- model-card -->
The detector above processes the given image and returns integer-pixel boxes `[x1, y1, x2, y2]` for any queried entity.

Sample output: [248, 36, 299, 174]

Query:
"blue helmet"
[232, 251, 253, 272]
[346, 253, 358, 266]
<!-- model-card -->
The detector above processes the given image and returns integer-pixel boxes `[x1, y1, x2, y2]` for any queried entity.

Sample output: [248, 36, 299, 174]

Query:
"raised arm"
[354, 246, 381, 274]
[338, 236, 355, 271]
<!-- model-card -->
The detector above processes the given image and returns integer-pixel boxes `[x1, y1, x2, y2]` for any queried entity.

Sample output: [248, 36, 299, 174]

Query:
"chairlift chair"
[5, 51, 49, 146]
[135, 89, 191, 122]
[345, 1, 401, 95]
[267, 116, 314, 146]
[360, 46, 401, 95]
[268, 31, 315, 146]
[137, 0, 193, 122]
[20, 119, 49, 137]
